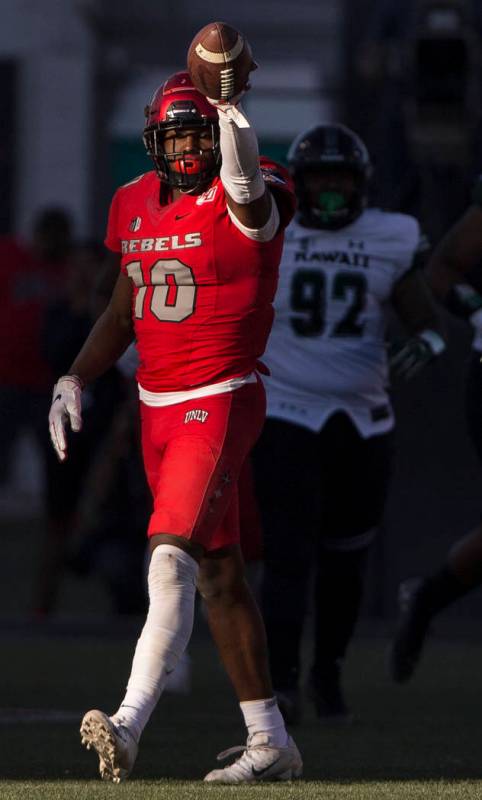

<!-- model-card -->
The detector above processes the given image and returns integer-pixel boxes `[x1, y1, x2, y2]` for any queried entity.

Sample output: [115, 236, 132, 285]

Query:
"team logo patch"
[195, 186, 218, 205]
[184, 409, 209, 424]
[129, 217, 142, 232]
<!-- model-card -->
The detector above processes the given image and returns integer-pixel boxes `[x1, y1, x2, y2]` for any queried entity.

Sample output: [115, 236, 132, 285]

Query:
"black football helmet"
[287, 123, 372, 229]
[143, 71, 221, 192]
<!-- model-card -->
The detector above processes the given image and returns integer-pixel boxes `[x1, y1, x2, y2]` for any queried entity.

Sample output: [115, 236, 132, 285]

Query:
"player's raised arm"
[187, 23, 279, 238]
[48, 268, 134, 461]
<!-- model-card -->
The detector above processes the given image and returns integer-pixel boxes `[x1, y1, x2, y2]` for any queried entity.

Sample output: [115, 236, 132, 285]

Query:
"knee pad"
[148, 544, 198, 600]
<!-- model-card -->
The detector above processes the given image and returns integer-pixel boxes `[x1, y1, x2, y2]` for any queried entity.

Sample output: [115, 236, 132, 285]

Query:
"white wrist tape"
[419, 328, 446, 355]
[218, 103, 265, 204]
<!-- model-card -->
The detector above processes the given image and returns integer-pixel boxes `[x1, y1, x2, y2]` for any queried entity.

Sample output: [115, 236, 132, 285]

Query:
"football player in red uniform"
[48, 70, 302, 783]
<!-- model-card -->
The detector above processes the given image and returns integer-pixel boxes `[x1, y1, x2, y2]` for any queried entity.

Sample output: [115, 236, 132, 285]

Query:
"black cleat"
[275, 688, 302, 726]
[308, 665, 353, 725]
[389, 577, 431, 684]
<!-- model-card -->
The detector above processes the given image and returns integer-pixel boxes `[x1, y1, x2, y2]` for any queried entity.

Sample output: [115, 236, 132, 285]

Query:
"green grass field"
[1, 627, 482, 799]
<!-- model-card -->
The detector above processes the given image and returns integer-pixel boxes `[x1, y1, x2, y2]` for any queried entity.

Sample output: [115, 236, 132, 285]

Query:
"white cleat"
[204, 732, 303, 783]
[80, 709, 138, 783]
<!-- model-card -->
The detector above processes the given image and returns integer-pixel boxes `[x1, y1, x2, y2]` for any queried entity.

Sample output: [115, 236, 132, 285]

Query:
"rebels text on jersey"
[105, 163, 294, 392]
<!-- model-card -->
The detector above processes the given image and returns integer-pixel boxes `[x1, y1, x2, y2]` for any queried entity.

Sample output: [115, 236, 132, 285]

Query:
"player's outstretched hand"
[48, 375, 83, 461]
[389, 330, 445, 381]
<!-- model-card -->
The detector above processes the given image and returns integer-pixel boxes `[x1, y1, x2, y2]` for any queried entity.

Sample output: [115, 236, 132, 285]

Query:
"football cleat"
[389, 577, 431, 683]
[203, 732, 302, 783]
[308, 665, 353, 725]
[275, 688, 302, 726]
[80, 709, 138, 783]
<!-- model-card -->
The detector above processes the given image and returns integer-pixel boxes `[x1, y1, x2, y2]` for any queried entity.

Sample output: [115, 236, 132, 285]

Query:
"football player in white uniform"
[390, 176, 482, 683]
[253, 123, 446, 724]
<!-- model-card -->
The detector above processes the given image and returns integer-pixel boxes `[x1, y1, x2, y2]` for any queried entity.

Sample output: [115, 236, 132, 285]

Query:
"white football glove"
[48, 375, 83, 462]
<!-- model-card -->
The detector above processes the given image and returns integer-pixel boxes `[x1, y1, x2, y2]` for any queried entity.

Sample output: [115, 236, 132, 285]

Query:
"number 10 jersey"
[263, 209, 423, 437]
[105, 167, 294, 393]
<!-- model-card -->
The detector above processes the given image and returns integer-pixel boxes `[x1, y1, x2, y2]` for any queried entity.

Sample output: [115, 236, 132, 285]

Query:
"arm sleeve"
[218, 103, 266, 204]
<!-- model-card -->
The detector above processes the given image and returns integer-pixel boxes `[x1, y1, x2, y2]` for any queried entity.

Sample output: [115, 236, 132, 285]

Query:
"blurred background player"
[390, 175, 482, 683]
[38, 241, 133, 615]
[48, 50, 302, 784]
[0, 208, 72, 491]
[253, 123, 446, 725]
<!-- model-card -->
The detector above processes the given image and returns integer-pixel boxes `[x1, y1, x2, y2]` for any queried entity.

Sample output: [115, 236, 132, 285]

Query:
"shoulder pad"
[119, 172, 152, 190]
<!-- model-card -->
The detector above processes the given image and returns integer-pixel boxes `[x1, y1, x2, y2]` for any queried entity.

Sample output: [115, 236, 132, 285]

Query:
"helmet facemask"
[294, 166, 367, 230]
[288, 124, 372, 230]
[144, 96, 220, 192]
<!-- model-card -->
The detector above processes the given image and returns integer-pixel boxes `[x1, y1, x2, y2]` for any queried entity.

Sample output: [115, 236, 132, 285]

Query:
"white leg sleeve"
[112, 544, 198, 742]
[218, 104, 266, 204]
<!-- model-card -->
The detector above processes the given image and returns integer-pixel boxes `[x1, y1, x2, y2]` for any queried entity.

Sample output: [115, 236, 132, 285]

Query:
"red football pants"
[140, 377, 265, 551]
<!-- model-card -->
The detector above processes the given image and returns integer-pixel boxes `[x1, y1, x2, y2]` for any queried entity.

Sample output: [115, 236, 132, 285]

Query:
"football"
[187, 21, 256, 102]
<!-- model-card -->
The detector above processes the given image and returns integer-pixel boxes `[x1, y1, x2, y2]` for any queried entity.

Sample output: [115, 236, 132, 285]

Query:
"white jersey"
[263, 208, 423, 437]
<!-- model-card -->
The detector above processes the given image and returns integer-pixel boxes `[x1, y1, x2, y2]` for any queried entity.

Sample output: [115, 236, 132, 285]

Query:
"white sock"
[111, 544, 198, 742]
[240, 697, 289, 747]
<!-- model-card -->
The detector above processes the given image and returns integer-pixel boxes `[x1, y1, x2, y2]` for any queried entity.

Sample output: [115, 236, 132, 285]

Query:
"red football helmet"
[143, 71, 220, 192]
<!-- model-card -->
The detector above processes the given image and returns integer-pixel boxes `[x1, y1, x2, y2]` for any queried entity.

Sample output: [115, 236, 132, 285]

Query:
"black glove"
[389, 330, 445, 381]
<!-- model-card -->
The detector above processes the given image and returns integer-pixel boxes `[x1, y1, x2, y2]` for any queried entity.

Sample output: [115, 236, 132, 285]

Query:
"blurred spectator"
[66, 377, 149, 616]
[349, 0, 417, 211]
[0, 208, 72, 487]
[349, 0, 482, 238]
[35, 243, 147, 616]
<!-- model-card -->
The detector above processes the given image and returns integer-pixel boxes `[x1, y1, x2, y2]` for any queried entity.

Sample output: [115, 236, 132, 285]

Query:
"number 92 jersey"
[105, 164, 294, 392]
[263, 209, 423, 437]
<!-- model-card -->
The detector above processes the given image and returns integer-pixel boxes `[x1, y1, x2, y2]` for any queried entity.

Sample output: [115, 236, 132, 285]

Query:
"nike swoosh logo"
[54, 394, 62, 403]
[175, 213, 189, 220]
[251, 757, 281, 778]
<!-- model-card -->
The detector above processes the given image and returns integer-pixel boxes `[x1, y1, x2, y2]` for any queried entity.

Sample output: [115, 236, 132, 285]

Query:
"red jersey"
[105, 162, 295, 392]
